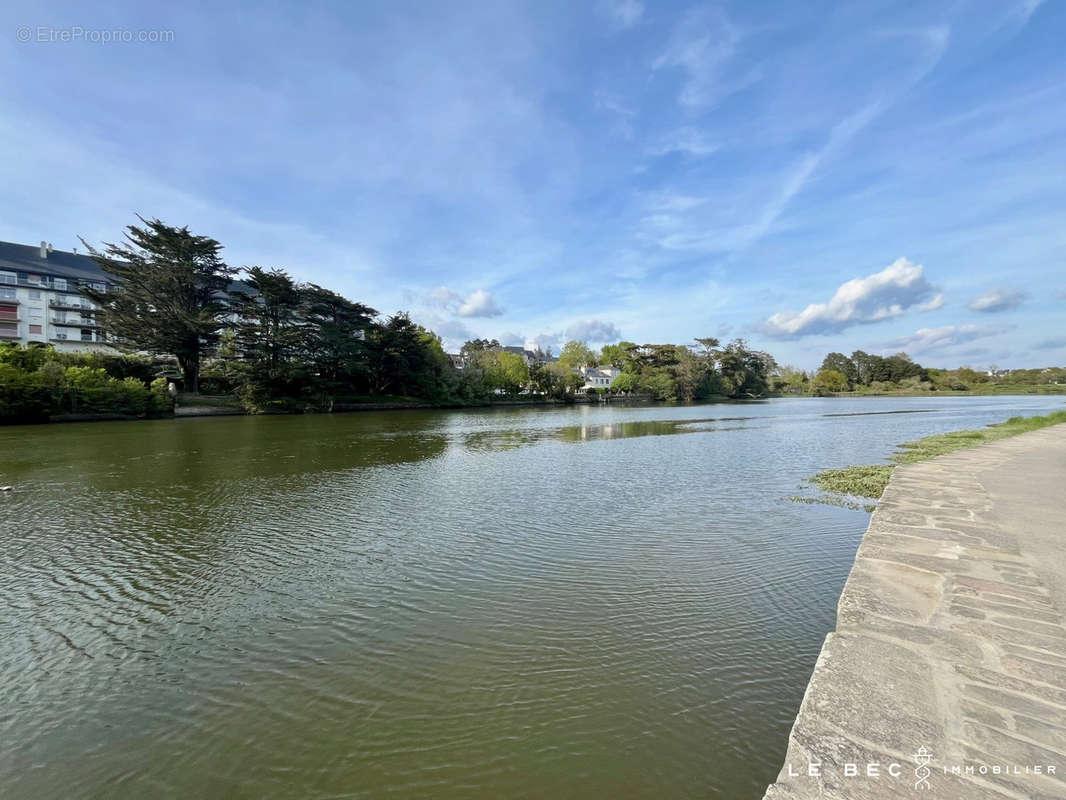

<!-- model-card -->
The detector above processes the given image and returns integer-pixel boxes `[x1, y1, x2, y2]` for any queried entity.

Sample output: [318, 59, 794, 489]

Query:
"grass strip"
[796, 410, 1066, 509]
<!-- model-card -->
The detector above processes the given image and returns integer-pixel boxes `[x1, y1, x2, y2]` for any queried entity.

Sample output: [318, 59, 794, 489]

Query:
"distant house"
[577, 365, 621, 390]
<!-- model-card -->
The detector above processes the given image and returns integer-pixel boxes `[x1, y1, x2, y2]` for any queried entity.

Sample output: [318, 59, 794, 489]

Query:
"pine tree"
[82, 218, 235, 393]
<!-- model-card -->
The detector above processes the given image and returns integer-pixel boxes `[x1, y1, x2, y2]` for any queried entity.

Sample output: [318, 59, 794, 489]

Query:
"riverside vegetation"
[796, 410, 1066, 510]
[1, 216, 1062, 423]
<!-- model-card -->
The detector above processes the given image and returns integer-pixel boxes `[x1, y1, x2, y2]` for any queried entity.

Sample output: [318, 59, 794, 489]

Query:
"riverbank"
[796, 410, 1066, 509]
[764, 421, 1066, 799]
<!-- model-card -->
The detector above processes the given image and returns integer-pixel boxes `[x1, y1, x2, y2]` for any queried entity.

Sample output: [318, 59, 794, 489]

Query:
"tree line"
[4, 216, 1060, 422]
[76, 217, 783, 407]
[785, 351, 1065, 394]
[82, 218, 462, 409]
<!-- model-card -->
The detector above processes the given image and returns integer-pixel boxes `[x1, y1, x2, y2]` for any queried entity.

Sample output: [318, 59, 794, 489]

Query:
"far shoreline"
[4, 389, 1061, 428]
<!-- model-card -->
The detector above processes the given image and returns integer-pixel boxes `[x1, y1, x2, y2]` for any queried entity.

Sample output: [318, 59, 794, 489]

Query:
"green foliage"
[478, 350, 529, 395]
[82, 217, 236, 392]
[810, 465, 895, 499]
[559, 337, 774, 401]
[638, 369, 676, 400]
[813, 368, 849, 393]
[774, 365, 809, 393]
[714, 339, 775, 397]
[611, 371, 638, 393]
[557, 341, 597, 369]
[0, 345, 173, 422]
[528, 360, 582, 399]
[820, 352, 857, 387]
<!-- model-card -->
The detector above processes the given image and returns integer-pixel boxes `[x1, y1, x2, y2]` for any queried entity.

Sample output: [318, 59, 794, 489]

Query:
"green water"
[2, 396, 1063, 798]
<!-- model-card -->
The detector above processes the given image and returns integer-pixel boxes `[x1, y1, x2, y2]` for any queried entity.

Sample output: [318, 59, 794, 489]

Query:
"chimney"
[72, 247, 77, 255]
[39, 241, 47, 259]
[47, 243, 54, 253]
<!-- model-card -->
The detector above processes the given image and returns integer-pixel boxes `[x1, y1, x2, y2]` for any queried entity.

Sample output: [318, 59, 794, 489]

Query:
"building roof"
[0, 241, 112, 285]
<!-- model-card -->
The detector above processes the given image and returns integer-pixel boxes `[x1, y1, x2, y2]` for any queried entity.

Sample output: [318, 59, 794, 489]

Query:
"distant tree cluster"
[807, 351, 1066, 395]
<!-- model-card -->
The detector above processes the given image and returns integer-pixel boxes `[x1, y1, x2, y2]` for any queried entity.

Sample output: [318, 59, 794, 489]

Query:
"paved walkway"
[764, 424, 1066, 799]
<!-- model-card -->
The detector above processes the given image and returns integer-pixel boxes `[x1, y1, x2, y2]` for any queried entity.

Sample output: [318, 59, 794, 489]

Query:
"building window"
[29, 324, 42, 334]
[0, 322, 17, 338]
[29, 290, 41, 299]
[81, 329, 93, 342]
[0, 271, 14, 285]
[0, 287, 14, 300]
[54, 278, 67, 290]
[0, 303, 17, 320]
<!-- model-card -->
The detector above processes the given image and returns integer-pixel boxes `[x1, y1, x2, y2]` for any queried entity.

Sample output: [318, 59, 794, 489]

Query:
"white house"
[577, 365, 621, 390]
[0, 240, 114, 353]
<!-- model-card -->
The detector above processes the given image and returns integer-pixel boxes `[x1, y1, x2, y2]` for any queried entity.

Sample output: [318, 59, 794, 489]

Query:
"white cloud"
[457, 288, 504, 317]
[564, 318, 623, 342]
[426, 286, 504, 317]
[885, 324, 1006, 353]
[1034, 336, 1066, 350]
[967, 288, 1026, 313]
[918, 293, 945, 312]
[759, 258, 939, 339]
[603, 0, 643, 30]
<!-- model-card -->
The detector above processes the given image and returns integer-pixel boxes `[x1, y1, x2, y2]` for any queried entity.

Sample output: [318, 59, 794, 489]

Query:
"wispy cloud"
[918, 293, 945, 312]
[648, 127, 718, 157]
[968, 288, 1027, 313]
[886, 324, 1007, 353]
[759, 258, 939, 339]
[2, 1, 1061, 369]
[652, 7, 751, 109]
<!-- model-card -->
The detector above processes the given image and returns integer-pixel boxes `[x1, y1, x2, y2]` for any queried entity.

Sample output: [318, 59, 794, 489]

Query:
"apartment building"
[0, 240, 113, 353]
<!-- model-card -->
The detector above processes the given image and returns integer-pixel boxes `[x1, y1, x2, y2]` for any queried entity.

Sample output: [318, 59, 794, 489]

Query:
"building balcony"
[0, 329, 19, 339]
[0, 313, 19, 322]
[49, 300, 96, 312]
[50, 333, 98, 343]
[51, 317, 99, 328]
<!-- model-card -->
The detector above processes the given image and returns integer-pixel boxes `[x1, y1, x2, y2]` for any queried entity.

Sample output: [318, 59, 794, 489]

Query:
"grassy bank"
[795, 410, 1066, 510]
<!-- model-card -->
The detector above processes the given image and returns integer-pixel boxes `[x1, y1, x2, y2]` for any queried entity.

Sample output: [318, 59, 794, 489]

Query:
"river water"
[2, 395, 1063, 798]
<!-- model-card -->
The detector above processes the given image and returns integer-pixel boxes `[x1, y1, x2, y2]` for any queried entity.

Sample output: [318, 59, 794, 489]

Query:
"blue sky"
[2, 0, 1064, 368]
